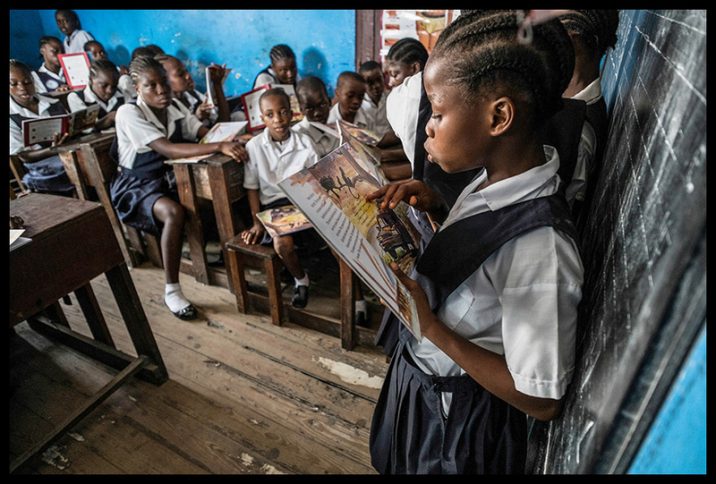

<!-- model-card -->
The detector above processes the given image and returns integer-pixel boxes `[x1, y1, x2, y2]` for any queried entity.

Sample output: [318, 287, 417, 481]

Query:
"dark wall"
[529, 10, 706, 473]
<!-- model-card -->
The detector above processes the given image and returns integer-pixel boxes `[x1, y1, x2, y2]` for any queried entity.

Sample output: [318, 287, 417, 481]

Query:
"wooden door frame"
[355, 9, 382, 68]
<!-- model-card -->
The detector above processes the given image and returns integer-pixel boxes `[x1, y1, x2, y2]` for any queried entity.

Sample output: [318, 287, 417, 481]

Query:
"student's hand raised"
[207, 63, 231, 84]
[219, 141, 248, 163]
[240, 223, 265, 245]
[388, 262, 437, 338]
[195, 99, 215, 120]
[366, 179, 441, 212]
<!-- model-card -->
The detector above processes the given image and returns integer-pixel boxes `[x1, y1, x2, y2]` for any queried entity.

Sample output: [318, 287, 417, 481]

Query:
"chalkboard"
[528, 10, 706, 473]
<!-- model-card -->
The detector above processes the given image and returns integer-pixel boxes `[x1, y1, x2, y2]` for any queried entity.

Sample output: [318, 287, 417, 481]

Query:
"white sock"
[355, 299, 368, 318]
[294, 274, 310, 287]
[165, 283, 192, 312]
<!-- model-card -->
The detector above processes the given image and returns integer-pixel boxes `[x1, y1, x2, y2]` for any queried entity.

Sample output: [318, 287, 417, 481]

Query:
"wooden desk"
[56, 131, 146, 268]
[9, 193, 168, 472]
[172, 154, 246, 290]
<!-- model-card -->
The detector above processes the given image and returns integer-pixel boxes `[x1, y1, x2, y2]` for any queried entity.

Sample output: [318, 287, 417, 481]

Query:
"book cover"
[256, 204, 312, 239]
[58, 52, 91, 89]
[240, 83, 303, 133]
[279, 142, 423, 340]
[21, 104, 100, 146]
[166, 120, 248, 164]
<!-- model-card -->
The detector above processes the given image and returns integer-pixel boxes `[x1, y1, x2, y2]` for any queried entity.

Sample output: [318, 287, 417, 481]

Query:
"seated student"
[32, 36, 70, 94]
[9, 59, 74, 195]
[292, 76, 339, 158]
[55, 9, 94, 54]
[241, 88, 319, 309]
[359, 60, 391, 137]
[155, 54, 230, 127]
[85, 39, 128, 74]
[366, 11, 582, 474]
[66, 59, 124, 131]
[253, 44, 299, 88]
[558, 10, 620, 219]
[110, 56, 248, 320]
[327, 71, 371, 129]
[384, 37, 428, 90]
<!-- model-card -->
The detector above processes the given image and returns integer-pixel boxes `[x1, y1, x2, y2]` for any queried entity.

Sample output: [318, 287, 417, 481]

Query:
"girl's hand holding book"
[388, 262, 436, 338]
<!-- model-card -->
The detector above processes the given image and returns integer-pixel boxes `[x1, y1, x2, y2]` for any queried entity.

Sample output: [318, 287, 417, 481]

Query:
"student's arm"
[95, 111, 117, 130]
[206, 64, 230, 123]
[377, 129, 400, 148]
[148, 137, 247, 162]
[15, 133, 70, 163]
[378, 144, 409, 163]
[390, 265, 563, 421]
[240, 189, 265, 244]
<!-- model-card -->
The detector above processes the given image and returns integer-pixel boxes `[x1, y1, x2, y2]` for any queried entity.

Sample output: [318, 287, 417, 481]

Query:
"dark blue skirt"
[110, 168, 179, 236]
[369, 340, 527, 474]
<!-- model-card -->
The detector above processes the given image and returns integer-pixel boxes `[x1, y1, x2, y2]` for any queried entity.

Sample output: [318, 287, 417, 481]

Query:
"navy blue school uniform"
[67, 86, 125, 129]
[369, 146, 584, 474]
[31, 64, 66, 93]
[110, 96, 204, 235]
[9, 94, 74, 194]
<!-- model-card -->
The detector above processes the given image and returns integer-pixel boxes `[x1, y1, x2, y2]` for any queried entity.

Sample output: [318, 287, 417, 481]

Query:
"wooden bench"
[225, 235, 284, 325]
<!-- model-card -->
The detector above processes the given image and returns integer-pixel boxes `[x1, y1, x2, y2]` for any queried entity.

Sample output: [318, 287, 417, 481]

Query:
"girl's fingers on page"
[365, 185, 388, 201]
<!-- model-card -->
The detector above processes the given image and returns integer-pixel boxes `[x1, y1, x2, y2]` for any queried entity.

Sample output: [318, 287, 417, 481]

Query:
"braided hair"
[131, 44, 165, 61]
[89, 59, 119, 81]
[430, 10, 574, 122]
[128, 55, 165, 85]
[386, 38, 429, 70]
[559, 10, 619, 59]
[9, 59, 32, 75]
[269, 44, 296, 64]
[39, 35, 62, 49]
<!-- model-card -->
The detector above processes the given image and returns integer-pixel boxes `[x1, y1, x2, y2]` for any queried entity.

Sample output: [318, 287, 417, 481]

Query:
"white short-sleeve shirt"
[327, 102, 372, 131]
[253, 67, 302, 89]
[385, 72, 422, 167]
[361, 91, 391, 137]
[63, 29, 94, 54]
[31, 64, 66, 93]
[566, 78, 601, 207]
[243, 128, 319, 206]
[117, 74, 137, 101]
[291, 117, 339, 158]
[407, 145, 584, 413]
[9, 94, 65, 154]
[114, 95, 203, 170]
[67, 85, 124, 114]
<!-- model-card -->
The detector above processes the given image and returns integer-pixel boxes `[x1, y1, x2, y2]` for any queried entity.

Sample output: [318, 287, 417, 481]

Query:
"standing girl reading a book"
[32, 36, 70, 94]
[253, 44, 299, 89]
[366, 11, 583, 474]
[9, 59, 74, 195]
[110, 56, 247, 320]
[66, 59, 125, 131]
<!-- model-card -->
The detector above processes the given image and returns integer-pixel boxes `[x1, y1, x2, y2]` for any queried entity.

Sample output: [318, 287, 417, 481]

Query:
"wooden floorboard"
[9, 261, 388, 474]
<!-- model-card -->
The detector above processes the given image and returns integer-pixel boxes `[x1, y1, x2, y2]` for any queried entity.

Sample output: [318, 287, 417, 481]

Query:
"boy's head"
[335, 72, 367, 118]
[129, 55, 171, 109]
[269, 44, 297, 85]
[559, 10, 619, 63]
[9, 60, 36, 105]
[39, 36, 63, 68]
[296, 76, 330, 123]
[84, 40, 107, 61]
[259, 88, 292, 141]
[423, 10, 574, 173]
[154, 54, 192, 96]
[89, 59, 119, 102]
[385, 38, 428, 88]
[359, 60, 384, 105]
[55, 10, 79, 37]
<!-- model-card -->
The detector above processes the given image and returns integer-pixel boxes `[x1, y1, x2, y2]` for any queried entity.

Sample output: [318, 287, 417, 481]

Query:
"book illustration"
[58, 52, 91, 89]
[256, 204, 312, 239]
[240, 83, 303, 132]
[336, 120, 386, 182]
[21, 104, 100, 146]
[338, 119, 381, 146]
[279, 142, 422, 340]
[166, 121, 247, 163]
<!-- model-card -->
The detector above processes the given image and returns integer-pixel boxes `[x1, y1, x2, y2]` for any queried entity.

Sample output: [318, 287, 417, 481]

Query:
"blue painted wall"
[9, 9, 356, 97]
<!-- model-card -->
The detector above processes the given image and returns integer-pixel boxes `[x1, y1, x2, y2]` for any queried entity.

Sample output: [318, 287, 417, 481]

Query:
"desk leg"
[174, 164, 209, 284]
[58, 150, 91, 199]
[339, 259, 356, 350]
[75, 283, 115, 348]
[207, 162, 242, 293]
[104, 263, 168, 382]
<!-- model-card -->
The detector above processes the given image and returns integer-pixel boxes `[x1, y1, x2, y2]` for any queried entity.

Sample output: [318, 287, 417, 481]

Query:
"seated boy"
[292, 76, 340, 158]
[359, 61, 391, 137]
[327, 71, 372, 129]
[241, 88, 319, 308]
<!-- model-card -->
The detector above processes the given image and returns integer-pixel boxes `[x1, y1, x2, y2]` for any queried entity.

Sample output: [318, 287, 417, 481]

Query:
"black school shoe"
[166, 302, 198, 321]
[292, 285, 309, 308]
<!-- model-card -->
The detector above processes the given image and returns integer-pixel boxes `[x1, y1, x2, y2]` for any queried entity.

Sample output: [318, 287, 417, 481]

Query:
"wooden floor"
[9, 261, 389, 474]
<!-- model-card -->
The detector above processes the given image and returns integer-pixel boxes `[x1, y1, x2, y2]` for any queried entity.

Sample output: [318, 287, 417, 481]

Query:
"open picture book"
[21, 103, 100, 146]
[58, 52, 91, 89]
[166, 121, 248, 164]
[256, 204, 312, 239]
[336, 119, 383, 169]
[278, 142, 423, 340]
[240, 83, 303, 132]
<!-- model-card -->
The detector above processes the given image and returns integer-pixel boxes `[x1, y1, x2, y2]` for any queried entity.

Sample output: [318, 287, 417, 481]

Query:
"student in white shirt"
[366, 11, 582, 474]
[241, 88, 319, 309]
[327, 71, 372, 129]
[67, 59, 124, 131]
[55, 9, 94, 54]
[253, 44, 300, 89]
[292, 76, 339, 157]
[384, 37, 428, 90]
[359, 61, 390, 137]
[83, 39, 136, 101]
[111, 56, 247, 321]
[9, 59, 74, 195]
[31, 36, 69, 94]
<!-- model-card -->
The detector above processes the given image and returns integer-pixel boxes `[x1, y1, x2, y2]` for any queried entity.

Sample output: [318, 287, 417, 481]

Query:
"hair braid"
[129, 55, 165, 85]
[560, 10, 619, 59]
[386, 38, 428, 69]
[9, 59, 32, 75]
[269, 44, 296, 63]
[89, 59, 118, 80]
